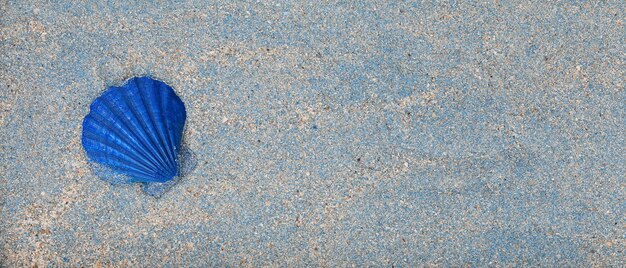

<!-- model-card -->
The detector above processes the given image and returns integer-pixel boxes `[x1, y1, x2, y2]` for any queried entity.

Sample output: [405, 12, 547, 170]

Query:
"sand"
[1, 1, 624, 266]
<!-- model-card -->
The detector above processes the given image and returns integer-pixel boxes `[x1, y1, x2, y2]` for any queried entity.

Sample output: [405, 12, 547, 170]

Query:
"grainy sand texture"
[1, 1, 625, 266]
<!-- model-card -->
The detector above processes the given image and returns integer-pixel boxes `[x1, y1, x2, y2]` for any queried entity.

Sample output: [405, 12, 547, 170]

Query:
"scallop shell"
[82, 77, 187, 194]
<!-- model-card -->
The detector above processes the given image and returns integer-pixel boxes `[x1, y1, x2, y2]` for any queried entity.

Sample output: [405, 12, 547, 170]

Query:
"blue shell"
[82, 77, 187, 186]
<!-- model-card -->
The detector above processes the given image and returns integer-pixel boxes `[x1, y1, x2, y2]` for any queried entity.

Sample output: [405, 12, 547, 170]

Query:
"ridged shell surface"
[82, 77, 186, 183]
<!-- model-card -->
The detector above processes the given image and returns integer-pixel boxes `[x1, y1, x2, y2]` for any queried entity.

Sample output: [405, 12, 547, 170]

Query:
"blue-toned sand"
[0, 1, 624, 266]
